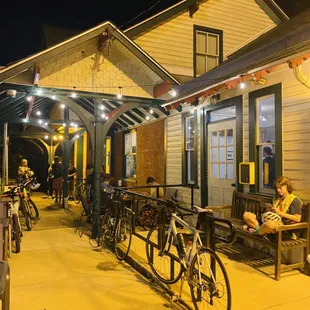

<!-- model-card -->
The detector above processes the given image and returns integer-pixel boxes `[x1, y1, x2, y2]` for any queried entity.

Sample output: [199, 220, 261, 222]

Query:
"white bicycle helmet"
[261, 211, 282, 223]
[29, 179, 41, 190]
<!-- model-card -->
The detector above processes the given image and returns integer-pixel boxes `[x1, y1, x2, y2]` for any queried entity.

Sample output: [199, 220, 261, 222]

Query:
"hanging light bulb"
[44, 122, 48, 126]
[117, 87, 123, 99]
[240, 82, 246, 89]
[191, 108, 195, 114]
[60, 103, 65, 109]
[150, 109, 154, 114]
[26, 96, 32, 102]
[63, 123, 66, 127]
[38, 119, 43, 124]
[44, 135, 49, 140]
[36, 111, 42, 116]
[171, 89, 177, 97]
[37, 88, 42, 95]
[105, 116, 109, 120]
[101, 113, 106, 119]
[76, 134, 80, 139]
[53, 136, 58, 140]
[146, 116, 150, 121]
[71, 92, 77, 98]
[100, 104, 105, 111]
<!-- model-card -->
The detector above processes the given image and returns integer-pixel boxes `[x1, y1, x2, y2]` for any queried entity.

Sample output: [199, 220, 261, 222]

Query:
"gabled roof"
[125, 0, 288, 38]
[0, 21, 179, 86]
[163, 9, 310, 108]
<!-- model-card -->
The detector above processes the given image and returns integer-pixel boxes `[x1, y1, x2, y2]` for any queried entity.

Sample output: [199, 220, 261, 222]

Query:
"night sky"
[0, 0, 309, 65]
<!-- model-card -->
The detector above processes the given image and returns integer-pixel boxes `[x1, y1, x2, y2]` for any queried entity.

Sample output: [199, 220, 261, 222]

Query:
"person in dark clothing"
[47, 164, 54, 198]
[263, 146, 275, 188]
[52, 156, 63, 204]
[68, 160, 77, 200]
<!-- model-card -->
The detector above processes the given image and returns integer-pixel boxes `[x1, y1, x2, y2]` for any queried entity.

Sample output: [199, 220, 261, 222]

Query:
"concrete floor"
[7, 193, 184, 310]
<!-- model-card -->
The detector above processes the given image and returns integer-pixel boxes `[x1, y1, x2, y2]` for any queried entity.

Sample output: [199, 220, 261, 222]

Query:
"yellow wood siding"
[133, 0, 276, 78]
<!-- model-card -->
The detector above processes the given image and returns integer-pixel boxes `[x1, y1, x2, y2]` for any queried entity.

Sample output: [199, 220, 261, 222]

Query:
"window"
[184, 115, 196, 184]
[194, 26, 223, 77]
[249, 84, 282, 193]
[104, 137, 111, 174]
[124, 131, 136, 178]
[256, 95, 275, 191]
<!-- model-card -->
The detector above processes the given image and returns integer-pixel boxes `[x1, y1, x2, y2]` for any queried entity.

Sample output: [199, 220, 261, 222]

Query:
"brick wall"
[136, 120, 165, 188]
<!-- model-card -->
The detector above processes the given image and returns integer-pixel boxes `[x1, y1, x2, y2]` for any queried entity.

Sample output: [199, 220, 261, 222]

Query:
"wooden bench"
[209, 191, 310, 280]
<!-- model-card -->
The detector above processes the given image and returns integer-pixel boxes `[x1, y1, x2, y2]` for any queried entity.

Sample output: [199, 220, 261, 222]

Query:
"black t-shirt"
[52, 162, 63, 178]
[68, 166, 77, 181]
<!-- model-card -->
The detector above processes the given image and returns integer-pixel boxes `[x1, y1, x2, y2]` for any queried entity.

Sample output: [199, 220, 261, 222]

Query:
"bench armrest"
[205, 205, 233, 210]
[277, 222, 309, 231]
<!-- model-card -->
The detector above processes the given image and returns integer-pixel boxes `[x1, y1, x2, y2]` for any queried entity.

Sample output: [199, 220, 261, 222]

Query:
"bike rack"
[0, 261, 10, 310]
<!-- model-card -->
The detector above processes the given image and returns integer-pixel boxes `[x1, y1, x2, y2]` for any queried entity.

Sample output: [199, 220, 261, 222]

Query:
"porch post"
[92, 101, 102, 238]
[1, 122, 8, 193]
[62, 108, 70, 209]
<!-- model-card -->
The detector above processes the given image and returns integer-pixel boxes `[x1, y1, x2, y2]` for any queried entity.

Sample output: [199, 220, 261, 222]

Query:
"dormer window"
[194, 26, 223, 77]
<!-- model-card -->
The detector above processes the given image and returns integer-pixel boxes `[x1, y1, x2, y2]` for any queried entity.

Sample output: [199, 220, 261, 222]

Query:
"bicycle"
[1, 187, 23, 256]
[146, 204, 235, 310]
[74, 179, 90, 204]
[98, 192, 135, 261]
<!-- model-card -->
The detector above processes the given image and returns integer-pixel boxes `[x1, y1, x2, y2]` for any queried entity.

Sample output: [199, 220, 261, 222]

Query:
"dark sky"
[0, 0, 309, 65]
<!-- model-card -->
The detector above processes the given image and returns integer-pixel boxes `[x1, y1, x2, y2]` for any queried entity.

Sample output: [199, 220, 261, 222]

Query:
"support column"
[62, 108, 70, 209]
[92, 101, 103, 239]
[1, 122, 8, 194]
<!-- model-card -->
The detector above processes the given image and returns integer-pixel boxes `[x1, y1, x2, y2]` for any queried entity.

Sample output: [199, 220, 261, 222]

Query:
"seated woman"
[243, 176, 302, 240]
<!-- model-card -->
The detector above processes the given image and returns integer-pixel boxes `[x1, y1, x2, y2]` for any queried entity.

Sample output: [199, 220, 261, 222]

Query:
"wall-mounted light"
[116, 87, 123, 99]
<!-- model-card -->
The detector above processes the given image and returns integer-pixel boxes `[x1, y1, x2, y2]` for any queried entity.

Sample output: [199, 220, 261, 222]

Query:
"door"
[208, 120, 236, 206]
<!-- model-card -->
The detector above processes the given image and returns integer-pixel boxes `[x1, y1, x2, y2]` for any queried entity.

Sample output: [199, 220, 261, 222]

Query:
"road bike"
[74, 179, 90, 204]
[146, 204, 235, 310]
[98, 192, 135, 261]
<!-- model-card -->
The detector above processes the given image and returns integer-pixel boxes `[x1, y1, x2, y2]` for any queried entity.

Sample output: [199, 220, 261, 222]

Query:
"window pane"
[261, 145, 275, 189]
[227, 164, 234, 179]
[211, 132, 217, 146]
[219, 147, 225, 162]
[207, 56, 218, 71]
[219, 164, 225, 179]
[196, 32, 207, 53]
[226, 129, 233, 145]
[207, 34, 218, 55]
[186, 116, 195, 150]
[212, 164, 218, 178]
[257, 95, 275, 143]
[126, 155, 136, 178]
[209, 106, 236, 122]
[219, 131, 225, 145]
[187, 151, 195, 184]
[227, 147, 233, 161]
[212, 148, 217, 162]
[196, 55, 206, 76]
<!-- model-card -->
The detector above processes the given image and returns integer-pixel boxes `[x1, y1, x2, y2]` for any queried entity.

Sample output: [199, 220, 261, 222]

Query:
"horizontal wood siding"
[133, 0, 275, 77]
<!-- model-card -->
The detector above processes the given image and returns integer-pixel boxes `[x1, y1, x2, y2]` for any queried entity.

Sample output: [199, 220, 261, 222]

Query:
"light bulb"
[76, 135, 80, 139]
[101, 113, 106, 119]
[44, 135, 48, 139]
[60, 104, 65, 109]
[44, 122, 48, 126]
[150, 109, 153, 114]
[240, 82, 246, 89]
[37, 88, 42, 95]
[117, 87, 123, 99]
[71, 92, 77, 98]
[53, 136, 57, 140]
[52, 94, 56, 100]
[26, 96, 32, 102]
[36, 111, 41, 116]
[105, 116, 109, 120]
[63, 123, 66, 127]
[171, 89, 177, 97]
[100, 105, 105, 111]
[146, 116, 150, 121]
[38, 119, 43, 124]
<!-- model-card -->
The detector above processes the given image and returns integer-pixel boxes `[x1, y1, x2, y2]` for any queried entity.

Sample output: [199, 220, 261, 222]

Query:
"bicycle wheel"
[115, 216, 132, 261]
[146, 225, 183, 284]
[98, 212, 113, 247]
[28, 198, 39, 220]
[21, 199, 33, 231]
[74, 191, 81, 204]
[189, 247, 231, 310]
[12, 214, 21, 253]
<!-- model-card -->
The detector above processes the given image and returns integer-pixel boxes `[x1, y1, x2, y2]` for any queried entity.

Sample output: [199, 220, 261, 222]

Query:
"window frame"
[123, 129, 137, 179]
[249, 83, 282, 193]
[193, 25, 223, 78]
[182, 112, 198, 185]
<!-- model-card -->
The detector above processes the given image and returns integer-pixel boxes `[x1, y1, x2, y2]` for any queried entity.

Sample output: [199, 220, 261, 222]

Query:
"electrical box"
[239, 162, 255, 184]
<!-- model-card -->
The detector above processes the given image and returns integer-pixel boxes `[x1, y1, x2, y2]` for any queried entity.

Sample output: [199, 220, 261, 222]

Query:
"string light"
[101, 113, 106, 119]
[38, 119, 43, 124]
[150, 109, 153, 114]
[240, 82, 246, 89]
[146, 116, 150, 121]
[100, 105, 105, 111]
[116, 87, 123, 99]
[36, 111, 41, 116]
[71, 92, 77, 98]
[26, 96, 32, 102]
[171, 89, 177, 97]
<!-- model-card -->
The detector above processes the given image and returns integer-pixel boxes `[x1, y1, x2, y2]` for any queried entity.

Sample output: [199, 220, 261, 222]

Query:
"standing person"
[146, 176, 164, 198]
[243, 176, 302, 240]
[51, 156, 64, 204]
[68, 160, 77, 200]
[263, 146, 275, 188]
[18, 159, 34, 181]
[47, 164, 54, 199]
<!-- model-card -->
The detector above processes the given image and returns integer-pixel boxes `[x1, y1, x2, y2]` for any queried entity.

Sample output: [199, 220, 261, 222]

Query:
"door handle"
[231, 183, 236, 187]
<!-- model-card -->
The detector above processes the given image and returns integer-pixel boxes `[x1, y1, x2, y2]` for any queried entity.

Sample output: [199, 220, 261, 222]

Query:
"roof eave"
[255, 0, 289, 25]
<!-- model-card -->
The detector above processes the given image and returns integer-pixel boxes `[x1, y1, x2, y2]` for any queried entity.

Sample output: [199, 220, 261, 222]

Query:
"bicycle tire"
[146, 225, 183, 284]
[98, 212, 112, 247]
[115, 216, 132, 261]
[12, 214, 21, 253]
[21, 199, 33, 231]
[74, 192, 81, 204]
[3, 226, 9, 261]
[189, 247, 231, 310]
[28, 198, 39, 219]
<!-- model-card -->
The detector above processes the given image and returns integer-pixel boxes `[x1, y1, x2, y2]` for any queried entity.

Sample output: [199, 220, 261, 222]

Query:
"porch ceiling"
[0, 83, 171, 132]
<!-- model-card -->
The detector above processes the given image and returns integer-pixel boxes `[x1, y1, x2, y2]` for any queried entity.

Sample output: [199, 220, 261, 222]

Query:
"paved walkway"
[8, 193, 184, 310]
